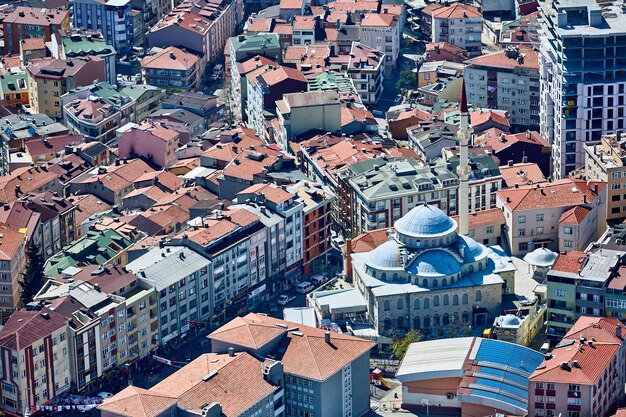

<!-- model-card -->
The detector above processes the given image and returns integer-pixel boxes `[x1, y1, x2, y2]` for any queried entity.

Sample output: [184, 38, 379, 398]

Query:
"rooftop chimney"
[325, 331, 331, 344]
[228, 347, 235, 357]
[617, 326, 623, 339]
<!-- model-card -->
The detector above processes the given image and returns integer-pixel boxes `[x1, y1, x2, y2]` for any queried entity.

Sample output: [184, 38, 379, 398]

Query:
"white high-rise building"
[539, 0, 626, 178]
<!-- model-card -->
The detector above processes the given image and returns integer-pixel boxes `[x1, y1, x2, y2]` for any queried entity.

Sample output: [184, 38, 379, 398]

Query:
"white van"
[296, 281, 314, 294]
[311, 275, 328, 286]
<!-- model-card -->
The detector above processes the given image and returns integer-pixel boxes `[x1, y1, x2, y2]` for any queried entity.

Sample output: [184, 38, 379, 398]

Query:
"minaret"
[457, 81, 471, 236]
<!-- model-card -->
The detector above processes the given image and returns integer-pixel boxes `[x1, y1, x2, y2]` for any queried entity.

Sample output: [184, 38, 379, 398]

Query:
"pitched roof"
[465, 46, 539, 70]
[0, 166, 59, 204]
[476, 129, 549, 153]
[25, 134, 84, 157]
[530, 317, 626, 385]
[497, 179, 605, 211]
[0, 223, 25, 260]
[431, 3, 481, 19]
[551, 251, 588, 274]
[0, 308, 67, 350]
[141, 46, 199, 71]
[499, 162, 546, 188]
[67, 194, 111, 227]
[98, 386, 178, 417]
[470, 109, 510, 129]
[345, 228, 388, 254]
[360, 12, 397, 27]
[209, 313, 375, 381]
[559, 206, 591, 225]
[450, 208, 505, 228]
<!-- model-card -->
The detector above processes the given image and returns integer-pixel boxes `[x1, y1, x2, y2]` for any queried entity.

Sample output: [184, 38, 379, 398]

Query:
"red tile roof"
[0, 223, 25, 260]
[345, 228, 388, 254]
[451, 208, 505, 229]
[530, 317, 626, 385]
[98, 386, 178, 417]
[209, 313, 375, 381]
[465, 46, 539, 70]
[25, 134, 83, 157]
[559, 205, 591, 225]
[476, 129, 549, 153]
[0, 308, 67, 350]
[141, 46, 199, 71]
[497, 179, 605, 211]
[360, 13, 397, 27]
[551, 251, 588, 274]
[470, 109, 510, 129]
[499, 162, 546, 188]
[431, 3, 481, 19]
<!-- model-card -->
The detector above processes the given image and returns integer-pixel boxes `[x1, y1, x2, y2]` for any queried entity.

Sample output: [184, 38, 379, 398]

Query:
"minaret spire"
[457, 81, 471, 235]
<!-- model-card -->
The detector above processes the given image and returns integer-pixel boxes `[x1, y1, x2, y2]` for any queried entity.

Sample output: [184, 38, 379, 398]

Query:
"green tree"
[396, 70, 417, 91]
[391, 329, 422, 358]
[20, 240, 45, 305]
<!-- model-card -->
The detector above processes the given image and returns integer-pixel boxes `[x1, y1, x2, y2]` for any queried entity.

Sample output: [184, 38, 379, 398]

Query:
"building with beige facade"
[0, 309, 72, 415]
[0, 224, 27, 313]
[496, 179, 607, 256]
[584, 132, 626, 222]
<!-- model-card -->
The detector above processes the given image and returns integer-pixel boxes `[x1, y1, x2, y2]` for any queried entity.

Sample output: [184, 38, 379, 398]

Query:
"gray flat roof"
[396, 337, 473, 382]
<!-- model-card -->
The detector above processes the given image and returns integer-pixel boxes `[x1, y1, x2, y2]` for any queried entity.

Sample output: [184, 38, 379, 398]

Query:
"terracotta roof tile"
[465, 46, 539, 70]
[450, 208, 505, 229]
[476, 129, 549, 153]
[497, 179, 605, 211]
[499, 162, 546, 187]
[0, 308, 66, 350]
[559, 206, 591, 225]
[345, 228, 388, 254]
[470, 109, 510, 129]
[360, 13, 397, 27]
[98, 386, 178, 417]
[431, 3, 481, 19]
[551, 251, 588, 274]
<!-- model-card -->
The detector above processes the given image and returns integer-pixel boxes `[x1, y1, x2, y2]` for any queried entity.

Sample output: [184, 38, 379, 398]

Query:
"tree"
[391, 329, 422, 359]
[20, 240, 45, 305]
[396, 70, 417, 91]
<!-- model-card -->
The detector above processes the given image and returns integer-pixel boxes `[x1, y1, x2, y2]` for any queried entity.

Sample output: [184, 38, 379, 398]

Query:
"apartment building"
[359, 12, 400, 76]
[27, 58, 106, 119]
[465, 46, 540, 130]
[99, 352, 283, 417]
[141, 47, 202, 91]
[584, 132, 626, 222]
[0, 69, 29, 108]
[431, 3, 482, 57]
[230, 55, 278, 123]
[0, 225, 27, 313]
[0, 309, 71, 415]
[476, 130, 552, 176]
[3, 7, 70, 54]
[496, 179, 607, 256]
[287, 181, 334, 275]
[209, 313, 375, 417]
[235, 183, 304, 280]
[121, 84, 165, 122]
[177, 208, 269, 317]
[529, 316, 626, 417]
[72, 0, 134, 56]
[126, 245, 212, 345]
[53, 32, 117, 85]
[34, 279, 127, 392]
[148, 0, 245, 64]
[246, 65, 307, 139]
[276, 90, 342, 150]
[545, 248, 623, 339]
[539, 0, 626, 178]
[118, 122, 180, 169]
[347, 41, 385, 104]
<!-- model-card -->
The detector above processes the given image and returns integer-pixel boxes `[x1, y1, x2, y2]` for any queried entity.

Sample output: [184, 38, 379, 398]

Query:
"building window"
[397, 299, 403, 310]
[476, 290, 482, 302]
[563, 226, 573, 235]
[536, 227, 543, 235]
[519, 242, 528, 251]
[564, 240, 573, 248]
[556, 289, 567, 298]
[519, 228, 526, 236]
[518, 216, 526, 223]
[486, 226, 494, 234]
[384, 300, 390, 311]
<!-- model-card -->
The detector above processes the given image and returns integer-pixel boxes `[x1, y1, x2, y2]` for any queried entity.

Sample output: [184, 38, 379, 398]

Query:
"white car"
[277, 294, 295, 305]
[97, 392, 114, 399]
[77, 405, 97, 413]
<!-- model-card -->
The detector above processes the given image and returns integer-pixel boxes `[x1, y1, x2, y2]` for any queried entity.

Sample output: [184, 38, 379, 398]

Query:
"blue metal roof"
[471, 389, 528, 410]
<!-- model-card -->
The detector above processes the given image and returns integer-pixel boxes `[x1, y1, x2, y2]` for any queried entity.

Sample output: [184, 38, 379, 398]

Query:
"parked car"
[296, 281, 314, 294]
[97, 392, 113, 399]
[311, 275, 328, 286]
[277, 294, 296, 305]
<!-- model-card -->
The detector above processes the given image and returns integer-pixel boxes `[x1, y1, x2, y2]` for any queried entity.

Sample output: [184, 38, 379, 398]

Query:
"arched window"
[469, 265, 474, 273]
[371, 270, 376, 278]
[479, 263, 483, 271]
[476, 290, 482, 302]
[443, 294, 449, 305]
[462, 293, 469, 305]
[434, 314, 441, 327]
[453, 294, 459, 306]
[381, 273, 387, 280]
[398, 317, 404, 329]
[397, 298, 404, 310]
[462, 311, 469, 323]
[384, 318, 391, 331]
[393, 273, 398, 280]
[384, 300, 390, 311]
[416, 240, 421, 248]
[433, 295, 440, 307]
[422, 279, 428, 288]
[439, 238, 443, 246]
[414, 316, 421, 329]
[453, 312, 459, 323]
[424, 298, 430, 309]
[433, 279, 438, 288]
[443, 313, 450, 326]
[450, 276, 454, 285]
[414, 299, 420, 310]
[423, 315, 431, 328]
[442, 278, 447, 286]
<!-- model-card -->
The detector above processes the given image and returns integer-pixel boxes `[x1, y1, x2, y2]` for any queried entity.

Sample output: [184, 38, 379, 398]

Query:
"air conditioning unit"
[446, 393, 455, 400]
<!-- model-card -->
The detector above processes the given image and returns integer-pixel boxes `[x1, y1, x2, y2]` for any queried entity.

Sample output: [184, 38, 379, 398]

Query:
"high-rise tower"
[457, 81, 471, 235]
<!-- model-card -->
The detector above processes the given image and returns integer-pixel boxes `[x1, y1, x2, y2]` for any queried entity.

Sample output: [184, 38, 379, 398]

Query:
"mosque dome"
[408, 250, 461, 277]
[364, 240, 403, 270]
[457, 235, 487, 262]
[394, 204, 457, 238]
[498, 314, 522, 327]
[523, 247, 558, 267]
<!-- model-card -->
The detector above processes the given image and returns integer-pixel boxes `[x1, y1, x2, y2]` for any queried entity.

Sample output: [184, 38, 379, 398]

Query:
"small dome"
[499, 314, 522, 327]
[408, 250, 461, 277]
[394, 204, 457, 238]
[365, 240, 403, 270]
[523, 247, 558, 267]
[457, 235, 487, 262]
